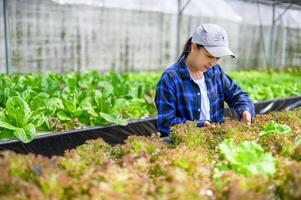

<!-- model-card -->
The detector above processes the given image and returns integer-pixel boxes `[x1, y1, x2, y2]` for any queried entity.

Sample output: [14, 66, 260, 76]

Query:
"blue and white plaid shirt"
[155, 54, 255, 135]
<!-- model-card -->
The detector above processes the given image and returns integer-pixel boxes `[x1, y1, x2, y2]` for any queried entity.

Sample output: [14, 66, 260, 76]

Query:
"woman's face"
[190, 43, 220, 72]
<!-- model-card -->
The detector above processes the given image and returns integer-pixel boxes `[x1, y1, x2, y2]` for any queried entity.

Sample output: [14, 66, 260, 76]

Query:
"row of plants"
[0, 108, 301, 199]
[0, 72, 159, 142]
[0, 69, 300, 143]
[230, 70, 301, 101]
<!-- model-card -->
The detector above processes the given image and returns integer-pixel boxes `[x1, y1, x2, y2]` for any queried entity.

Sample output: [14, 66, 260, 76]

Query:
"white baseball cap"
[191, 24, 235, 58]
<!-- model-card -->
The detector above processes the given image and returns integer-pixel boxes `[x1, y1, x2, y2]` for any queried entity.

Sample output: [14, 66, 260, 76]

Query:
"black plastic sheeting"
[0, 118, 157, 157]
[0, 95, 300, 157]
[225, 95, 301, 119]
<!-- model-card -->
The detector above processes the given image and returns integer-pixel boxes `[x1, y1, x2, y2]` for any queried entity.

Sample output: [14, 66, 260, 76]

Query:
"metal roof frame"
[239, 0, 301, 67]
[242, 0, 301, 10]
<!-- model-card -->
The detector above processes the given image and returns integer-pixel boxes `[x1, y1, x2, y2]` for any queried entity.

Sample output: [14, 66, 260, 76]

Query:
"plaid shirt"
[155, 54, 255, 135]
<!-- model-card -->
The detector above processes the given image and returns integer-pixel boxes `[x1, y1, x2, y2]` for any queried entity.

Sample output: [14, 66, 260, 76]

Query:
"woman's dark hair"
[179, 37, 203, 59]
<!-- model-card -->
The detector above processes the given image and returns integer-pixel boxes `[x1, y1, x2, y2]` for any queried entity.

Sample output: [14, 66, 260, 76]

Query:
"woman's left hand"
[240, 111, 252, 125]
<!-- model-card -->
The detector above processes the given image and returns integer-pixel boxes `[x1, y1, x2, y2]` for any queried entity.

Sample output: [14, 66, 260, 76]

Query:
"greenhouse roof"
[229, 0, 301, 28]
[48, 0, 301, 28]
[242, 0, 301, 9]
[50, 0, 242, 22]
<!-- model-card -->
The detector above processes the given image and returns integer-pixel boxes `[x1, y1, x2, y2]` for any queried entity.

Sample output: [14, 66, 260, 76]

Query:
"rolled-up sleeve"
[220, 67, 255, 121]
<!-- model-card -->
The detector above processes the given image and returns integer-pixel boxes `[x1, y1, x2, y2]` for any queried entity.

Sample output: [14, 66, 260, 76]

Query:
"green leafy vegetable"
[259, 121, 292, 137]
[217, 138, 276, 177]
[0, 96, 44, 143]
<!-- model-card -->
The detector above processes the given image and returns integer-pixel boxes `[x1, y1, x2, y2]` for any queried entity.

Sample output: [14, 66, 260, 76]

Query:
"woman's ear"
[190, 43, 198, 53]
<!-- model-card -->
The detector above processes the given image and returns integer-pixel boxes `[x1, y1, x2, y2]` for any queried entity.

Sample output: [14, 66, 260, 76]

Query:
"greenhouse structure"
[0, 0, 301, 199]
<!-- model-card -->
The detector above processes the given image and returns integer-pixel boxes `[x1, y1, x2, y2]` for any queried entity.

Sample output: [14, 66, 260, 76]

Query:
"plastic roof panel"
[50, 0, 300, 27]
[183, 0, 242, 22]
[242, 0, 301, 10]
[228, 1, 301, 28]
[51, 0, 242, 22]
[51, 0, 177, 14]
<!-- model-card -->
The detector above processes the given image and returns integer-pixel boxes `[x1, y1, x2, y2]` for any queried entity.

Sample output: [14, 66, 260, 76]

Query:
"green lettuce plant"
[259, 121, 292, 137]
[0, 96, 45, 143]
[216, 138, 276, 177]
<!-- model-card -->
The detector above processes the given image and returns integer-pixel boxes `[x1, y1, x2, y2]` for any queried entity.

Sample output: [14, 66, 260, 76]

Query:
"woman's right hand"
[204, 120, 214, 127]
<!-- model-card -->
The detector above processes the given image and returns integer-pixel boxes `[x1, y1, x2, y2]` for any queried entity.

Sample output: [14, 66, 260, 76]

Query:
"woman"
[155, 24, 255, 136]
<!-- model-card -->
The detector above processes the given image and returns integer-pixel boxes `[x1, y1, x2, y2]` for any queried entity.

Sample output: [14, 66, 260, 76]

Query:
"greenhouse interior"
[0, 0, 301, 199]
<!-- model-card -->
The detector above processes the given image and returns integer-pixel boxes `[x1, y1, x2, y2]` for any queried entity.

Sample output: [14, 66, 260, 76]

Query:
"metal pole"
[176, 0, 181, 57]
[175, 0, 191, 58]
[275, 4, 291, 67]
[280, 17, 287, 67]
[270, 3, 276, 68]
[3, 0, 11, 74]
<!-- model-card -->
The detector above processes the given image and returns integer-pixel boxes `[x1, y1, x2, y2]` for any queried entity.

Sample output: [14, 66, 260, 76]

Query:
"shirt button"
[198, 109, 201, 112]
[197, 93, 200, 95]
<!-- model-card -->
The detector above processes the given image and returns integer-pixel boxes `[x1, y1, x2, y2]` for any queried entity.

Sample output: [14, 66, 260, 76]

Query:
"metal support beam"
[270, 3, 291, 68]
[280, 18, 287, 67]
[176, 0, 182, 58]
[3, 0, 11, 74]
[175, 0, 191, 58]
[270, 3, 276, 68]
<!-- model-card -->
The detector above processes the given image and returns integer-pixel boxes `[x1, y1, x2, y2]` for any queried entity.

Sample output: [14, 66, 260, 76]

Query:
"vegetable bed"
[0, 108, 301, 199]
[0, 69, 300, 143]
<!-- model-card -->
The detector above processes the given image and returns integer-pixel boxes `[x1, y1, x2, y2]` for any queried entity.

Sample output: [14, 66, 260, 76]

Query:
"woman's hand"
[240, 111, 252, 125]
[204, 120, 216, 127]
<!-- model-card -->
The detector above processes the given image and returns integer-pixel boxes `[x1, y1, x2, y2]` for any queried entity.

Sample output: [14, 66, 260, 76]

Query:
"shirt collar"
[176, 53, 214, 80]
